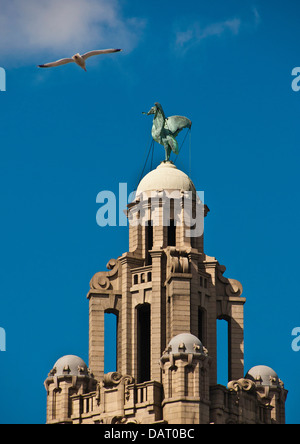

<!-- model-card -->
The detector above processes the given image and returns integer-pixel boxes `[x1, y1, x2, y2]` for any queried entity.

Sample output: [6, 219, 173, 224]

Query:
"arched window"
[167, 220, 176, 246]
[217, 318, 231, 385]
[146, 221, 153, 265]
[136, 304, 151, 383]
[104, 311, 118, 373]
[198, 308, 206, 345]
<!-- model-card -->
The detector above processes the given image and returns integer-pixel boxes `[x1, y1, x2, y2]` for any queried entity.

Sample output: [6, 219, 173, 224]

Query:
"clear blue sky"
[0, 0, 299, 424]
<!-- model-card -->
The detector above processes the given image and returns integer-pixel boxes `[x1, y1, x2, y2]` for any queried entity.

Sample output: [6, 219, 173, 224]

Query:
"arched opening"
[137, 303, 151, 383]
[167, 220, 176, 246]
[146, 221, 153, 265]
[104, 311, 118, 373]
[198, 308, 206, 345]
[217, 318, 231, 385]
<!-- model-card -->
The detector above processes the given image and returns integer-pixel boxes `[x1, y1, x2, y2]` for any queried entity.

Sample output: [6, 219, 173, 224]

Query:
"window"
[168, 220, 176, 246]
[146, 222, 153, 265]
[104, 311, 118, 373]
[198, 308, 205, 344]
[217, 318, 230, 385]
[200, 276, 208, 288]
[137, 304, 151, 383]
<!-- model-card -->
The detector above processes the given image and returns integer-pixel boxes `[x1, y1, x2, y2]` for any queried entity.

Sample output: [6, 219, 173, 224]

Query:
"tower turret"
[44, 355, 96, 424]
[160, 333, 210, 424]
[246, 365, 288, 424]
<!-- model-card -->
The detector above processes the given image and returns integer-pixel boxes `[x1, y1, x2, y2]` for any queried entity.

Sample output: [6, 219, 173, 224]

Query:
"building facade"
[44, 161, 288, 424]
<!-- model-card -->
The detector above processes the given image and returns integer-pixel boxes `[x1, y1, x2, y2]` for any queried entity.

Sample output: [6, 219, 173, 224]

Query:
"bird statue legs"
[164, 143, 172, 162]
[163, 135, 178, 161]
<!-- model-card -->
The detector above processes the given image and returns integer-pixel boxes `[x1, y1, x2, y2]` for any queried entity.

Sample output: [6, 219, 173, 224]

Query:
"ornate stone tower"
[44, 355, 97, 424]
[45, 161, 288, 424]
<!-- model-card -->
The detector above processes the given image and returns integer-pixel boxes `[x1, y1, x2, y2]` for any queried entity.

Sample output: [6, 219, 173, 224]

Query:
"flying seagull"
[38, 49, 122, 71]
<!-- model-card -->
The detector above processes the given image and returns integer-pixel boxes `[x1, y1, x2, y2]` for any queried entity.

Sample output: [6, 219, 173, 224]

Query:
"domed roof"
[245, 365, 280, 387]
[137, 161, 196, 195]
[51, 355, 89, 377]
[167, 333, 204, 355]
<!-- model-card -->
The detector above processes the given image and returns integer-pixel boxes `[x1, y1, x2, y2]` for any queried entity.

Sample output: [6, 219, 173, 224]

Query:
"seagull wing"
[82, 49, 122, 60]
[38, 58, 74, 68]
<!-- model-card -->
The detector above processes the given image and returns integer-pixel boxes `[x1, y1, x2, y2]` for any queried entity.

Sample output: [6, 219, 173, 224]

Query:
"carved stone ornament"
[227, 378, 256, 393]
[102, 372, 134, 388]
[49, 367, 57, 376]
[256, 387, 272, 406]
[217, 265, 243, 297]
[90, 258, 120, 291]
[167, 247, 190, 274]
[111, 416, 139, 425]
[202, 346, 209, 357]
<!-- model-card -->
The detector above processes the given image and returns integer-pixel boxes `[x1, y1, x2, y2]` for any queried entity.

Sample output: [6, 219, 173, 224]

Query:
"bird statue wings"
[38, 49, 122, 71]
[145, 102, 192, 161]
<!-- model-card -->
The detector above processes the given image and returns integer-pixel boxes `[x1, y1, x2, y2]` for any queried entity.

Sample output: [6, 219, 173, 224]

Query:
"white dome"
[51, 355, 89, 377]
[167, 333, 203, 355]
[137, 161, 195, 195]
[246, 365, 280, 387]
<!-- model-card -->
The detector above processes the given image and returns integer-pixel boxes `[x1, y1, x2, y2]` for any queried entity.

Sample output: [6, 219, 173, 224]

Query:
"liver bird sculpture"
[144, 102, 192, 161]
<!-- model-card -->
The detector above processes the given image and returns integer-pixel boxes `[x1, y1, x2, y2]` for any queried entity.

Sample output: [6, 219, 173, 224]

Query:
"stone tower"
[45, 161, 288, 424]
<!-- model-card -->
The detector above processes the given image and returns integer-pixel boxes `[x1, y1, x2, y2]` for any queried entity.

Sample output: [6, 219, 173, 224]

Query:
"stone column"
[229, 300, 245, 381]
[150, 250, 164, 382]
[88, 295, 105, 382]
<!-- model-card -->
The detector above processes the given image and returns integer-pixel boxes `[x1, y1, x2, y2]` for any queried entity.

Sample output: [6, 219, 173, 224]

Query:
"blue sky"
[0, 0, 299, 424]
